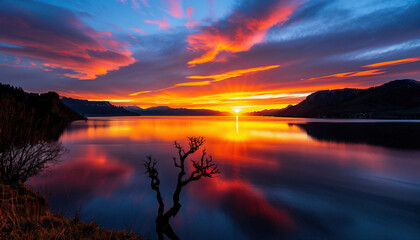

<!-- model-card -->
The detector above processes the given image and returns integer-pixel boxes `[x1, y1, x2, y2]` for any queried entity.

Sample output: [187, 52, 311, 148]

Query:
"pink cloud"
[0, 3, 136, 80]
[185, 7, 200, 29]
[131, 28, 146, 35]
[144, 17, 170, 29]
[163, 0, 183, 18]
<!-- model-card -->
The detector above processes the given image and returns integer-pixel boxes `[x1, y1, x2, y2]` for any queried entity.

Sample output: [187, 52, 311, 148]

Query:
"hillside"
[61, 97, 139, 117]
[0, 83, 86, 142]
[276, 79, 420, 119]
[245, 106, 292, 116]
[123, 105, 231, 116]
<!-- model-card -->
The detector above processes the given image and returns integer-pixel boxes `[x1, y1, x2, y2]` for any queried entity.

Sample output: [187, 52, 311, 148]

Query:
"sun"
[232, 107, 242, 114]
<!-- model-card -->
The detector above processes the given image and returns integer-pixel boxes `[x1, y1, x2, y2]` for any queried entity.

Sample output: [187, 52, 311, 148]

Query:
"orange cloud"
[187, 64, 280, 82]
[0, 6, 136, 80]
[307, 69, 385, 81]
[144, 18, 170, 29]
[129, 64, 280, 96]
[363, 56, 420, 68]
[186, 1, 300, 65]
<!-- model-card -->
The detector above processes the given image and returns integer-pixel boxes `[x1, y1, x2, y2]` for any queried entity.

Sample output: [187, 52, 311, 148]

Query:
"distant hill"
[245, 106, 292, 116]
[0, 83, 86, 142]
[61, 97, 139, 117]
[276, 79, 420, 119]
[123, 106, 231, 116]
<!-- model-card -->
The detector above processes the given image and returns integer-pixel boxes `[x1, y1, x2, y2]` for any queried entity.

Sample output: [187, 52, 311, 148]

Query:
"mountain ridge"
[123, 105, 231, 116]
[61, 97, 139, 117]
[275, 79, 420, 119]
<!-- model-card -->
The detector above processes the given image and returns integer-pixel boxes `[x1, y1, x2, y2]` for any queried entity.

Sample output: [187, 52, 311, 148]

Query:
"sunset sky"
[1, 0, 420, 112]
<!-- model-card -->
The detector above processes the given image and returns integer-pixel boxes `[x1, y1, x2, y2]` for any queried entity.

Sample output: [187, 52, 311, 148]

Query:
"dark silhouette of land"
[124, 106, 231, 116]
[245, 108, 291, 116]
[0, 84, 85, 140]
[276, 79, 420, 119]
[61, 97, 139, 117]
[243, 79, 420, 119]
[0, 83, 85, 184]
[0, 83, 144, 239]
[145, 137, 220, 240]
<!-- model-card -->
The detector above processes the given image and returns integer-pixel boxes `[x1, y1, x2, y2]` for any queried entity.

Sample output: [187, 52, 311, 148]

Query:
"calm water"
[28, 116, 420, 240]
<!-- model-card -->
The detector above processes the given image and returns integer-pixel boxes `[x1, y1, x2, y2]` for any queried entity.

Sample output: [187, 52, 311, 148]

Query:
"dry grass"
[0, 183, 144, 240]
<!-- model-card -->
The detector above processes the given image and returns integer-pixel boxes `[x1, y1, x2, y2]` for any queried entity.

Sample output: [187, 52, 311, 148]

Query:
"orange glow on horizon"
[61, 81, 370, 113]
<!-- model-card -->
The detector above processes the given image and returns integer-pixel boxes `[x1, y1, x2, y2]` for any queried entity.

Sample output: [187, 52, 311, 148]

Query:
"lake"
[27, 116, 420, 240]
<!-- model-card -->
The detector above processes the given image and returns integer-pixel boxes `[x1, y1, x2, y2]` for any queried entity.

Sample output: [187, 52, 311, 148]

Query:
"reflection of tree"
[0, 95, 64, 184]
[145, 136, 220, 240]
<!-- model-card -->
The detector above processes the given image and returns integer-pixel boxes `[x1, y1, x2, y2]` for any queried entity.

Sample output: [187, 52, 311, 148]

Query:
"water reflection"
[294, 122, 420, 149]
[28, 116, 420, 240]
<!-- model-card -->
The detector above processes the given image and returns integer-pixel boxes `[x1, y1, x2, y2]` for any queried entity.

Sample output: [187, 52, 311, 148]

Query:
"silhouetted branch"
[183, 149, 220, 186]
[145, 156, 164, 216]
[0, 95, 64, 184]
[145, 136, 220, 240]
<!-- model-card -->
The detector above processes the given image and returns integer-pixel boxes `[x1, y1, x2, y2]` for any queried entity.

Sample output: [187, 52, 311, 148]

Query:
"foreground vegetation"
[0, 83, 144, 239]
[0, 183, 143, 240]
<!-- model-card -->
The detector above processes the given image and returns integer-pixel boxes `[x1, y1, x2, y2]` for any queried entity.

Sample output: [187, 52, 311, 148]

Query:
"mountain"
[61, 97, 139, 117]
[0, 83, 86, 142]
[245, 106, 292, 116]
[123, 106, 231, 116]
[276, 79, 420, 119]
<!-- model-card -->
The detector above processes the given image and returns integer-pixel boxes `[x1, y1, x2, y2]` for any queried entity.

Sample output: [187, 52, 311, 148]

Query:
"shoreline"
[0, 183, 144, 240]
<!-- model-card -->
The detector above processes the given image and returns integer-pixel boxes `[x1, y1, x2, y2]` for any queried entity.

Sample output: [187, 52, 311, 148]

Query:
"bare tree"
[145, 136, 220, 240]
[0, 94, 64, 184]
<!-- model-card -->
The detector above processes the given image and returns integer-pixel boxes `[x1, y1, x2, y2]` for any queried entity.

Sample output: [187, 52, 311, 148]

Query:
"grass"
[0, 183, 145, 240]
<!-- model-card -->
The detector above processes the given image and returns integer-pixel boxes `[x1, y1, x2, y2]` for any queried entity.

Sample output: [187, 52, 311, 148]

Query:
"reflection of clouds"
[28, 145, 133, 207]
[191, 178, 294, 239]
[27, 117, 420, 239]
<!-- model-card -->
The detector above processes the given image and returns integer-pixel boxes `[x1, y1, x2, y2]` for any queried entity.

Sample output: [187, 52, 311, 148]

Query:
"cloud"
[0, 1, 136, 80]
[129, 64, 280, 96]
[2, 0, 420, 112]
[163, 0, 183, 18]
[186, 64, 280, 82]
[363, 56, 420, 68]
[186, 0, 302, 65]
[230, 92, 309, 100]
[185, 7, 200, 29]
[307, 69, 386, 81]
[118, 0, 148, 9]
[131, 28, 146, 35]
[144, 17, 170, 29]
[306, 55, 420, 81]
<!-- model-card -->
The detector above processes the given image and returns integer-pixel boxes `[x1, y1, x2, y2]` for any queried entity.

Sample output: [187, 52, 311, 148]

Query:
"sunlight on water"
[236, 116, 238, 134]
[28, 116, 420, 240]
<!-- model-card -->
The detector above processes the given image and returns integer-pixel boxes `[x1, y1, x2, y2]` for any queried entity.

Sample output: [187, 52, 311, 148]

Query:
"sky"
[0, 0, 420, 112]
